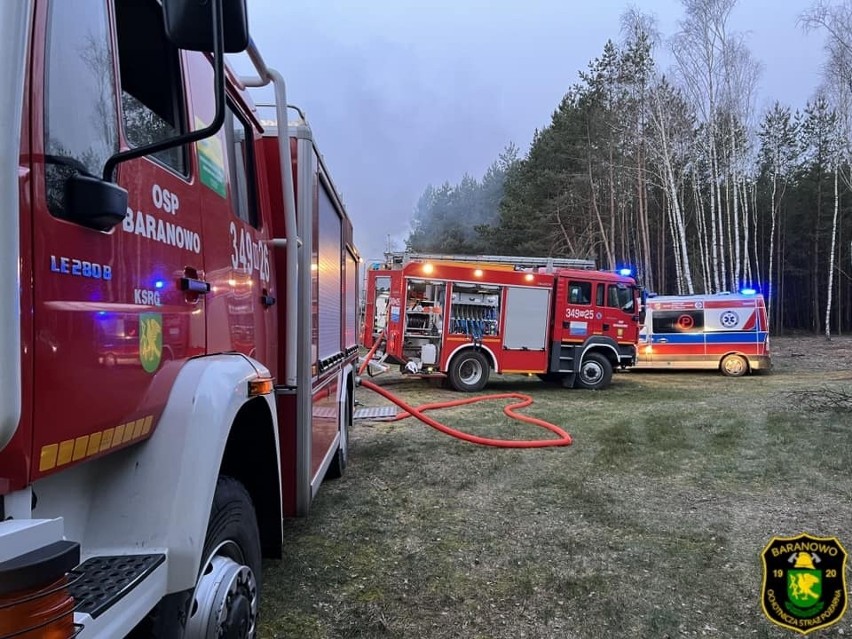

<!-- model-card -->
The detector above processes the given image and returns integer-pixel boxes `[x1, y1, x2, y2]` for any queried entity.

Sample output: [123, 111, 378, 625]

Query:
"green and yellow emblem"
[139, 312, 163, 373]
[761, 533, 847, 634]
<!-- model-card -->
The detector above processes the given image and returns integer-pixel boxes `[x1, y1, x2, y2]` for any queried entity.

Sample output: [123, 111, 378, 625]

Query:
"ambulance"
[635, 291, 771, 376]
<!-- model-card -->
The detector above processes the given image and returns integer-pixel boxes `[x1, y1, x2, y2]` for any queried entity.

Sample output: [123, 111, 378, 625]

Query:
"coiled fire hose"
[357, 331, 573, 448]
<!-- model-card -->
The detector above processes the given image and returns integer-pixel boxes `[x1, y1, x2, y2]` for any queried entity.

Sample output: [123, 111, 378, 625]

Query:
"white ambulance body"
[635, 292, 770, 377]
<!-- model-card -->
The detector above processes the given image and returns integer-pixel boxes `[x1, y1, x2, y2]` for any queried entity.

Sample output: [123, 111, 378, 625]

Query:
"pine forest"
[405, 0, 852, 336]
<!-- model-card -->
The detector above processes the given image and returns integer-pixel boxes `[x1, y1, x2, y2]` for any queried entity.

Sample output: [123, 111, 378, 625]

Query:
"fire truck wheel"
[720, 354, 748, 377]
[327, 393, 351, 480]
[448, 350, 490, 392]
[185, 476, 262, 639]
[575, 353, 613, 390]
[131, 477, 261, 638]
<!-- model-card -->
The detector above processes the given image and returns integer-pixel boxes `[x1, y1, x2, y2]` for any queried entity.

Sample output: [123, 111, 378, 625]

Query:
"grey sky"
[238, 1, 824, 263]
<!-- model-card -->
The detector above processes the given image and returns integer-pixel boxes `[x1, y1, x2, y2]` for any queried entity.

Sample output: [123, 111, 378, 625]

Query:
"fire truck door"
[599, 282, 637, 343]
[194, 95, 273, 366]
[31, 0, 206, 477]
[558, 278, 598, 342]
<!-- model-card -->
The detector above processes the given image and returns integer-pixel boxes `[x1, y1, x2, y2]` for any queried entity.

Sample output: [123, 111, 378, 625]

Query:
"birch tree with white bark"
[671, 0, 760, 293]
[757, 103, 798, 328]
[802, 1, 852, 338]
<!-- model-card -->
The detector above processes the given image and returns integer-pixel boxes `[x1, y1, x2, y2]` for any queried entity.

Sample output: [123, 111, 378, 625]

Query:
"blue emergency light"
[740, 288, 756, 296]
[618, 268, 632, 277]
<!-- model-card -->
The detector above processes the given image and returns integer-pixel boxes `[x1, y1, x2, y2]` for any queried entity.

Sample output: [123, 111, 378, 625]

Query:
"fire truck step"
[557, 349, 575, 372]
[69, 553, 165, 619]
[353, 406, 398, 420]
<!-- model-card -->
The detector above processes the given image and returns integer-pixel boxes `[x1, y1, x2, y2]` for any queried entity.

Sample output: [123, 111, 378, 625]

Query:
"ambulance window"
[114, 0, 187, 175]
[224, 104, 258, 227]
[652, 310, 704, 334]
[44, 0, 119, 218]
[568, 281, 591, 305]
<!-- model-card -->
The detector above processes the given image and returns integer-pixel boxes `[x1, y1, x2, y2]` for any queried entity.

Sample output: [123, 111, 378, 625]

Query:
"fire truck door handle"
[658, 338, 668, 343]
[603, 323, 610, 331]
[179, 277, 211, 294]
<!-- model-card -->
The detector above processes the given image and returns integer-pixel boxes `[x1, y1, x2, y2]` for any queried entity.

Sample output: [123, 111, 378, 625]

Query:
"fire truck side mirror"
[101, 0, 244, 184]
[66, 174, 129, 232]
[638, 288, 648, 323]
[162, 0, 249, 53]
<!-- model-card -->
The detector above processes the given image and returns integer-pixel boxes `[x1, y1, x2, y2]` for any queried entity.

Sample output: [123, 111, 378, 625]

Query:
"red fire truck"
[0, 1, 359, 637]
[362, 253, 642, 392]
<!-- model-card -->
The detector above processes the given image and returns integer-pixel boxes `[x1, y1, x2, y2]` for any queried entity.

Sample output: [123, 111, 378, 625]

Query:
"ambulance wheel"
[448, 350, 490, 392]
[720, 354, 748, 377]
[576, 353, 613, 390]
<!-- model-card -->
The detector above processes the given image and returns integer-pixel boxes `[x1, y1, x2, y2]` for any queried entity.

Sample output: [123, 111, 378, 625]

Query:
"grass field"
[259, 336, 852, 638]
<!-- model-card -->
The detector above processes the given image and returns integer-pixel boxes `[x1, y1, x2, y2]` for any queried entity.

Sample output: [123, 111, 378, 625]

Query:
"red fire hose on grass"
[357, 331, 573, 448]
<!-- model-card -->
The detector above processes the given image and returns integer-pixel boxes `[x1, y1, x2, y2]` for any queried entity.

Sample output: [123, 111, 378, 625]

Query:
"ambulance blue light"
[618, 268, 632, 276]
[740, 288, 756, 296]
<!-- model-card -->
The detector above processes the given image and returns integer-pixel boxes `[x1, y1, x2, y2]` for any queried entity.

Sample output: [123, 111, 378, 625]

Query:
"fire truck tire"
[720, 354, 748, 377]
[132, 476, 261, 638]
[575, 353, 613, 390]
[184, 476, 262, 638]
[447, 350, 490, 392]
[327, 393, 352, 480]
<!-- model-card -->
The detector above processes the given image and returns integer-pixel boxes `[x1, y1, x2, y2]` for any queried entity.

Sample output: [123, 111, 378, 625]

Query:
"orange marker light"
[422, 263, 434, 275]
[248, 377, 274, 396]
[0, 576, 75, 638]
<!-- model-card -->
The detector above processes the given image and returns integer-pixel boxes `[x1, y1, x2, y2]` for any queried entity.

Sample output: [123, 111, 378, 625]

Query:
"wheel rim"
[580, 361, 603, 384]
[724, 356, 746, 376]
[459, 357, 484, 386]
[186, 540, 258, 639]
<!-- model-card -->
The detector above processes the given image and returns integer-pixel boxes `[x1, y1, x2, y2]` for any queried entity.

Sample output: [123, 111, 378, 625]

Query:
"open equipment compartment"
[449, 282, 501, 339]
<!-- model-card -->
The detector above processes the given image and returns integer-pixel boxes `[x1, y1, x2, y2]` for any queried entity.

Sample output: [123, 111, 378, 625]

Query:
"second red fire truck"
[363, 252, 643, 392]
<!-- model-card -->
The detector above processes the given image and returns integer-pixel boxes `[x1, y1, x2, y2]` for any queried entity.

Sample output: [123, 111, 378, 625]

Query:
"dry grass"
[259, 335, 852, 638]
